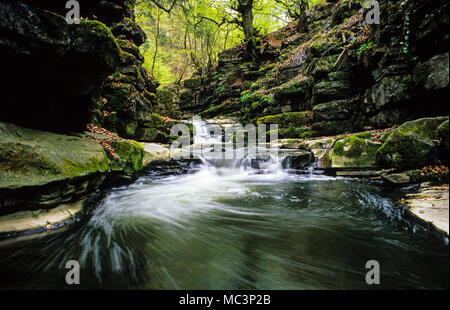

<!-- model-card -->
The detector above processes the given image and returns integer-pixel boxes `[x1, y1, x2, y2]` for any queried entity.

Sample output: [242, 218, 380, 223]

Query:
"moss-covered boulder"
[108, 140, 144, 175]
[0, 123, 110, 190]
[329, 133, 382, 168]
[0, 122, 144, 213]
[375, 117, 449, 169]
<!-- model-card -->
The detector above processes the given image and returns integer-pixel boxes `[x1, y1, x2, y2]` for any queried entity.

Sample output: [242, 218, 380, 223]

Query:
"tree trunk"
[240, 1, 254, 42]
[238, 0, 256, 60]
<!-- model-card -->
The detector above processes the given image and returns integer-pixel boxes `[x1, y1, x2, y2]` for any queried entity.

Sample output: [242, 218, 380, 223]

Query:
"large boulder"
[329, 133, 382, 168]
[375, 117, 449, 169]
[0, 122, 144, 214]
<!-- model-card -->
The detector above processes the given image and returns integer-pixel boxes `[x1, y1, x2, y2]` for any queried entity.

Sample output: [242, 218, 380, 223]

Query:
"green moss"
[61, 157, 109, 178]
[330, 134, 380, 168]
[183, 77, 203, 89]
[0, 143, 63, 176]
[151, 113, 163, 128]
[109, 140, 144, 174]
[275, 78, 312, 98]
[257, 112, 312, 128]
[375, 117, 449, 169]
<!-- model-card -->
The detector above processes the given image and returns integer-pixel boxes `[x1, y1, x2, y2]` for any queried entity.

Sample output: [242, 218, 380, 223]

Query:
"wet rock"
[281, 150, 315, 169]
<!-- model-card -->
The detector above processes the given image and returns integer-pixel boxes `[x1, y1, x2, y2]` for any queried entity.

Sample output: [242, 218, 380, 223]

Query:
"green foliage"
[136, 0, 300, 85]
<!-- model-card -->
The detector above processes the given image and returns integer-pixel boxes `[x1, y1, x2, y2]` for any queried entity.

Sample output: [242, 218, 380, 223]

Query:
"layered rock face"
[0, 121, 144, 215]
[90, 1, 163, 141]
[0, 0, 163, 218]
[0, 0, 162, 140]
[176, 0, 449, 138]
[0, 0, 122, 132]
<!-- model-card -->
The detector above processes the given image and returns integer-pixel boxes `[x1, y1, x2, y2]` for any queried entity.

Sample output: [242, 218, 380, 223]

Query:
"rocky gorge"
[0, 0, 448, 290]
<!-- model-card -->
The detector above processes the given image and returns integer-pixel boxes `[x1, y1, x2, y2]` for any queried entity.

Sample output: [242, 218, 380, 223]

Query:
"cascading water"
[0, 119, 448, 289]
[190, 119, 288, 173]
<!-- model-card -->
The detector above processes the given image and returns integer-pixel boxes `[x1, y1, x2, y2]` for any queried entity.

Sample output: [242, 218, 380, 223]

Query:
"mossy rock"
[109, 140, 144, 175]
[375, 117, 449, 169]
[256, 112, 312, 128]
[183, 77, 203, 89]
[0, 122, 109, 189]
[117, 39, 144, 62]
[274, 78, 313, 100]
[308, 55, 340, 78]
[266, 127, 309, 139]
[329, 134, 381, 168]
[137, 127, 169, 144]
[310, 119, 354, 137]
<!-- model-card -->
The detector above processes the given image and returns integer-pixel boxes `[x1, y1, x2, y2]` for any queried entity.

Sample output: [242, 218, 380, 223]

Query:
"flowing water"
[0, 121, 448, 290]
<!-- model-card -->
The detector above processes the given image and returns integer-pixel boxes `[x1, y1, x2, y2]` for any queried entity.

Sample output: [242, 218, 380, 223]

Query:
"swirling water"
[0, 162, 448, 290]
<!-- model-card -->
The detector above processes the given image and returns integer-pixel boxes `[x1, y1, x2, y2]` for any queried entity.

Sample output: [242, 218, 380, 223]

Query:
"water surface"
[0, 164, 448, 289]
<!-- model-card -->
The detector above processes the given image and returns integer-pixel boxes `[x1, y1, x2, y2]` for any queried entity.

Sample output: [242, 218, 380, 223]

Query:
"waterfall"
[189, 118, 287, 173]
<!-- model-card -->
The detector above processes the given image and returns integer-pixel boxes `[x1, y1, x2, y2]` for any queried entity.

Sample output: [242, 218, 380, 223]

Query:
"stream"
[0, 120, 448, 290]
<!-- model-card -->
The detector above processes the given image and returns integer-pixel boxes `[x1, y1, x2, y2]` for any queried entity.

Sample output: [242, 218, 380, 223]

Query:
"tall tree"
[228, 0, 257, 60]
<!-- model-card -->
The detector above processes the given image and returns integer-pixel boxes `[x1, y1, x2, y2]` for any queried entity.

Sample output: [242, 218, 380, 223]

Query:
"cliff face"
[0, 0, 163, 218]
[0, 0, 161, 140]
[177, 0, 449, 138]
